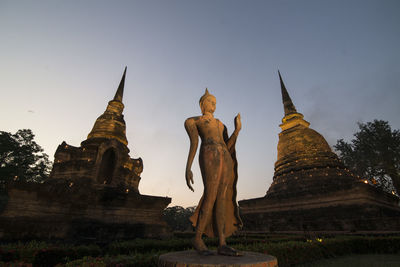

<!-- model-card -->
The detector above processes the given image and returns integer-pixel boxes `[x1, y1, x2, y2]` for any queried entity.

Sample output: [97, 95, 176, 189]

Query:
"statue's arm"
[225, 113, 241, 153]
[184, 118, 199, 192]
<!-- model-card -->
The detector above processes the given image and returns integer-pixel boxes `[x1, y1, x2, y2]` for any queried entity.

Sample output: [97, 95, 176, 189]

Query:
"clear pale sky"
[1, 0, 399, 207]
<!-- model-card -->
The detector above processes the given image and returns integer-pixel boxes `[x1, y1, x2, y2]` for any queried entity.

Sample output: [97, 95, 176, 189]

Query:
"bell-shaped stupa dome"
[266, 71, 356, 199]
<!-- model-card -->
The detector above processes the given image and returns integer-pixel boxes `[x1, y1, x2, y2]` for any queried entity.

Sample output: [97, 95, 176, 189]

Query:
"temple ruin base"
[0, 180, 171, 241]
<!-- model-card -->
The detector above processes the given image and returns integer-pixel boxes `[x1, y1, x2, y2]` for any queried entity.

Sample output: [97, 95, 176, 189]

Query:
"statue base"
[158, 250, 278, 267]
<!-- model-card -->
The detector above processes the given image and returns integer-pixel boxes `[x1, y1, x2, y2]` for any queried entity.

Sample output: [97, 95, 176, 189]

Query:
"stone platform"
[158, 250, 277, 267]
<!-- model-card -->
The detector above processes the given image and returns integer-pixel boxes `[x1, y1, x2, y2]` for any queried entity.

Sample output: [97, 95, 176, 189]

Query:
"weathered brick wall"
[240, 184, 400, 232]
[0, 181, 171, 241]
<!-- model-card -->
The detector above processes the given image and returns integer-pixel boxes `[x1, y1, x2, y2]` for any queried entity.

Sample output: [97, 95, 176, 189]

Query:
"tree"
[334, 120, 400, 195]
[0, 129, 52, 187]
[162, 206, 196, 232]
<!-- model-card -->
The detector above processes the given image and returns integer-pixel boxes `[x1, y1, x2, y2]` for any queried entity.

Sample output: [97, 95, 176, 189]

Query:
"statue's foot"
[217, 245, 243, 256]
[192, 238, 214, 256]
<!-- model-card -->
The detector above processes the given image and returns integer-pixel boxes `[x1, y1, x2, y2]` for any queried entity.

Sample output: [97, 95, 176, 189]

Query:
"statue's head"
[199, 88, 216, 115]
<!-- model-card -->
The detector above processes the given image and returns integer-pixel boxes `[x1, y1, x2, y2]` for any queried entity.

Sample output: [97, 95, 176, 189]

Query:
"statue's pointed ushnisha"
[278, 70, 297, 116]
[113, 66, 127, 102]
[199, 88, 211, 105]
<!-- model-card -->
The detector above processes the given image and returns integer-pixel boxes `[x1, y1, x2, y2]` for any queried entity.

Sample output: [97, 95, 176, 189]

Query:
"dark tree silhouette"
[162, 206, 196, 232]
[0, 129, 52, 187]
[334, 120, 400, 195]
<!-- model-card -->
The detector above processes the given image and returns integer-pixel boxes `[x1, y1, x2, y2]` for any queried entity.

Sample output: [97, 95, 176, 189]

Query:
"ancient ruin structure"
[239, 72, 400, 233]
[0, 68, 171, 241]
[50, 67, 142, 192]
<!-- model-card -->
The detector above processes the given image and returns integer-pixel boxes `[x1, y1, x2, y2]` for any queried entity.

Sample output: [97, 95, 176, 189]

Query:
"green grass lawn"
[298, 254, 400, 267]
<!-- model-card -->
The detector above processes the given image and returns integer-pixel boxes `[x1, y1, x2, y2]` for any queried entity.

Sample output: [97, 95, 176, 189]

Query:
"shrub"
[1, 235, 400, 267]
[33, 248, 72, 267]
[235, 236, 400, 267]
[107, 238, 192, 255]
[62, 254, 160, 267]
[73, 245, 102, 259]
[0, 248, 19, 262]
[62, 256, 106, 267]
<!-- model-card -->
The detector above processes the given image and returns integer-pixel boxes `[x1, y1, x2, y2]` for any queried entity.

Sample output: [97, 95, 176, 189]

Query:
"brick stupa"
[239, 72, 400, 233]
[50, 67, 142, 191]
[0, 68, 171, 241]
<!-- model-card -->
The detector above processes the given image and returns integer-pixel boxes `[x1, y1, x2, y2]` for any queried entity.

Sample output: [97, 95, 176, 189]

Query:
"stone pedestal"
[158, 250, 277, 267]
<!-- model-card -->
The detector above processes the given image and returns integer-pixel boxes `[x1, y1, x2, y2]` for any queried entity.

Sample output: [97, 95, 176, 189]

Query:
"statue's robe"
[189, 125, 243, 237]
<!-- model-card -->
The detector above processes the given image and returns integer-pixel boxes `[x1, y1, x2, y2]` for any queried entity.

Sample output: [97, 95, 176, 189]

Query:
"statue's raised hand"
[186, 169, 194, 192]
[234, 113, 242, 132]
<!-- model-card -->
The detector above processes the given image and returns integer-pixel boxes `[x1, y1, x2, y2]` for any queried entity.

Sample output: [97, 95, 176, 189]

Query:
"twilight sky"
[1, 0, 399, 207]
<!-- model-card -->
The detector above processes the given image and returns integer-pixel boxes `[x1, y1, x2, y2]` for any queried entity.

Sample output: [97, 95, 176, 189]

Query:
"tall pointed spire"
[278, 70, 297, 116]
[113, 67, 127, 102]
[87, 67, 128, 145]
[278, 70, 310, 131]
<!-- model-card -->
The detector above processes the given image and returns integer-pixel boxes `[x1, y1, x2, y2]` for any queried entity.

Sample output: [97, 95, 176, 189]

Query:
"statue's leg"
[194, 147, 223, 254]
[193, 178, 218, 254]
[216, 152, 242, 256]
[215, 166, 228, 247]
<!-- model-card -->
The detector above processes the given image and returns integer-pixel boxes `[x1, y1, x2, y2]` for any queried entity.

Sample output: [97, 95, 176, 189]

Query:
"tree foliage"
[334, 120, 400, 194]
[162, 206, 196, 232]
[0, 129, 52, 186]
